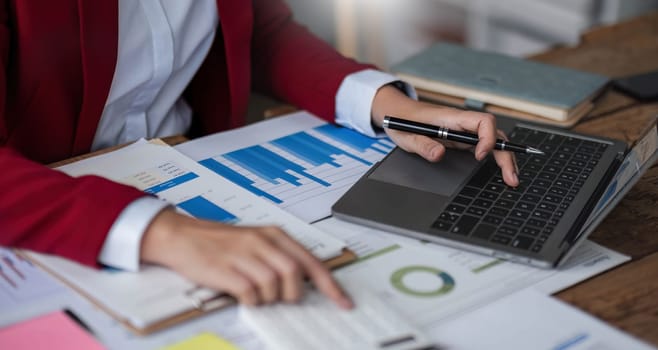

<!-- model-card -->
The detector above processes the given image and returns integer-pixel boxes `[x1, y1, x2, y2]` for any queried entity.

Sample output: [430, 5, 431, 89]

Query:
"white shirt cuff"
[335, 68, 417, 137]
[98, 196, 171, 271]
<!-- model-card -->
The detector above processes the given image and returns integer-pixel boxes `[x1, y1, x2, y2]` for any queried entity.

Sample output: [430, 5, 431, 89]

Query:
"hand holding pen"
[383, 116, 544, 155]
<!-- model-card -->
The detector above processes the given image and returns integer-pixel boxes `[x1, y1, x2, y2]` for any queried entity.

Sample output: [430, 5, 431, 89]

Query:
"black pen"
[383, 116, 544, 155]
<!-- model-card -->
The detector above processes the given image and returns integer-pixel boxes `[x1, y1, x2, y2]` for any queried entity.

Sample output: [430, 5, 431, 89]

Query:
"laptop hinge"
[560, 152, 625, 249]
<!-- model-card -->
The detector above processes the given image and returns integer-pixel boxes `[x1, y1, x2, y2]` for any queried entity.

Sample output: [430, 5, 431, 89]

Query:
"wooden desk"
[42, 12, 657, 345]
[528, 12, 658, 346]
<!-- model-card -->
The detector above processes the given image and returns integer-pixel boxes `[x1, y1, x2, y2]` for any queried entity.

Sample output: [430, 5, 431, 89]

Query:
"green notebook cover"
[392, 43, 609, 121]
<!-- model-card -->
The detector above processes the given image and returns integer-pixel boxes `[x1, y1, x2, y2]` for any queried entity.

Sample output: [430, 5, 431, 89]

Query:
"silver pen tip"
[527, 147, 545, 155]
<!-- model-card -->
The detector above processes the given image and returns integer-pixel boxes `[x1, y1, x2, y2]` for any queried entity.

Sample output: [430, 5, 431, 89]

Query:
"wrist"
[371, 84, 423, 127]
[139, 208, 181, 267]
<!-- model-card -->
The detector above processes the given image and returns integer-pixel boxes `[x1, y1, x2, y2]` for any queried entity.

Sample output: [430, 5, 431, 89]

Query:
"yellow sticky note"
[164, 332, 239, 350]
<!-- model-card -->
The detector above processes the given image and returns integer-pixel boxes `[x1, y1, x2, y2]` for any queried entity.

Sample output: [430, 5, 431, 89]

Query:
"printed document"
[27, 140, 346, 330]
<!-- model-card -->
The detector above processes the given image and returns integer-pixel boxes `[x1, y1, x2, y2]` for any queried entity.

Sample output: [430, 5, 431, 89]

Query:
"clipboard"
[31, 137, 358, 335]
[22, 248, 356, 335]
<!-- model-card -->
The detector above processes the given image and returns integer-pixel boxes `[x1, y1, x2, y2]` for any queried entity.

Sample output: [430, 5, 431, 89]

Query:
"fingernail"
[340, 296, 354, 310]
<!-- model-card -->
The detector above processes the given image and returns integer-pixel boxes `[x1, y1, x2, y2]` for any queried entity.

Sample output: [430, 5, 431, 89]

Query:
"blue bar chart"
[198, 124, 395, 222]
[177, 196, 238, 224]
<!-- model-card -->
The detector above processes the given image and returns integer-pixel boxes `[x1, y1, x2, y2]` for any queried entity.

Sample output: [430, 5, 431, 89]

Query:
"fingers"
[452, 111, 497, 160]
[147, 213, 350, 308]
[493, 130, 519, 187]
[216, 268, 260, 306]
[387, 108, 518, 187]
[387, 131, 446, 162]
[261, 227, 353, 310]
[250, 235, 304, 303]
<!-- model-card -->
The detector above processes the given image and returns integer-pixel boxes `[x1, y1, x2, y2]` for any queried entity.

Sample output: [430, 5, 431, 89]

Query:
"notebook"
[391, 43, 609, 127]
[332, 115, 628, 268]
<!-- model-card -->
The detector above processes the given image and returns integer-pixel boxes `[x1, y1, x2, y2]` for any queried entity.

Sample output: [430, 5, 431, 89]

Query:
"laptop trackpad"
[368, 148, 480, 197]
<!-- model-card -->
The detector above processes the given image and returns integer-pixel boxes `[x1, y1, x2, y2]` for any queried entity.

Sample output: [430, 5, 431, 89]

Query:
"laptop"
[332, 115, 627, 268]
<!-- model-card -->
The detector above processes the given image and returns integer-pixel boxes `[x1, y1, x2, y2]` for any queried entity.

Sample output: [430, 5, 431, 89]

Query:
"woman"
[0, 0, 517, 308]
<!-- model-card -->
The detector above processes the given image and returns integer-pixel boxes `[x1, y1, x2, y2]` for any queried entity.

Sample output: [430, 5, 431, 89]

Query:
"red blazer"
[0, 0, 373, 266]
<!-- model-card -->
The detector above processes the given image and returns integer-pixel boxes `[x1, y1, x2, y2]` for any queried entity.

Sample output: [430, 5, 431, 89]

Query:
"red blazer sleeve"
[0, 3, 144, 267]
[0, 148, 146, 266]
[250, 0, 377, 121]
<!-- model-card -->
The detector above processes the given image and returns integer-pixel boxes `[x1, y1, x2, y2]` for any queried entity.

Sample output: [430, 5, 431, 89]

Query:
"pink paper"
[0, 310, 105, 350]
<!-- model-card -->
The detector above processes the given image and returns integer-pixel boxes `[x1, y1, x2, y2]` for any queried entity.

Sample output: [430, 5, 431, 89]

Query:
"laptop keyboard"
[432, 126, 608, 253]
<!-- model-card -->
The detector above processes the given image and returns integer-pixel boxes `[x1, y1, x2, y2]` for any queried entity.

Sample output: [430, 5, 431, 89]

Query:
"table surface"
[45, 11, 658, 347]
[527, 11, 658, 346]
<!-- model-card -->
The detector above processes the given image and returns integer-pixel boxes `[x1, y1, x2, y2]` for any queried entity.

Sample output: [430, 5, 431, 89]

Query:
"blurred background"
[286, 0, 658, 69]
[248, 0, 658, 121]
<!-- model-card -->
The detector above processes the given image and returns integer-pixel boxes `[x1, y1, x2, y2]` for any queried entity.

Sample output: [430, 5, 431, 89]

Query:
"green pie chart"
[390, 265, 455, 297]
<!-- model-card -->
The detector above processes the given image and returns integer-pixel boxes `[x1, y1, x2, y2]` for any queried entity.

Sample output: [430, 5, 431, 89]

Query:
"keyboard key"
[485, 184, 505, 193]
[521, 227, 540, 236]
[549, 158, 566, 167]
[491, 235, 511, 245]
[467, 161, 498, 188]
[479, 191, 498, 200]
[501, 191, 521, 201]
[483, 215, 502, 225]
[489, 207, 509, 217]
[445, 204, 465, 213]
[498, 226, 518, 236]
[495, 199, 515, 209]
[524, 130, 547, 146]
[543, 194, 563, 203]
[559, 173, 577, 182]
[451, 215, 479, 235]
[510, 209, 530, 220]
[504, 217, 524, 227]
[544, 134, 565, 145]
[543, 165, 560, 173]
[549, 187, 568, 196]
[511, 236, 534, 250]
[563, 137, 581, 147]
[453, 196, 472, 206]
[466, 206, 487, 217]
[521, 194, 541, 203]
[527, 186, 547, 196]
[532, 179, 552, 188]
[526, 218, 546, 228]
[532, 210, 551, 220]
[554, 179, 573, 188]
[564, 166, 581, 174]
[537, 203, 557, 211]
[438, 212, 459, 222]
[459, 186, 480, 198]
[432, 220, 452, 231]
[472, 224, 496, 240]
[516, 201, 535, 211]
[472, 198, 493, 208]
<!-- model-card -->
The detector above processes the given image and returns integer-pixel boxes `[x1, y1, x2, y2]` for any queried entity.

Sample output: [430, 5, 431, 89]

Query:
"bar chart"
[199, 124, 394, 222]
